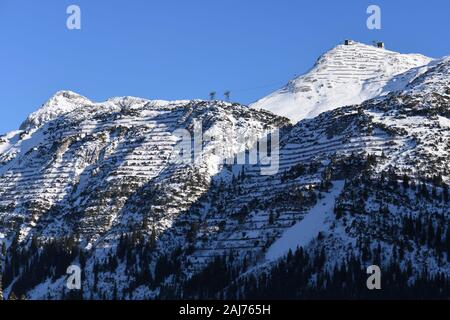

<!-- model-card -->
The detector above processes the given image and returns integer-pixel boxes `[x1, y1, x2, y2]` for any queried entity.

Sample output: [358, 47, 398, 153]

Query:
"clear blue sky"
[0, 0, 449, 133]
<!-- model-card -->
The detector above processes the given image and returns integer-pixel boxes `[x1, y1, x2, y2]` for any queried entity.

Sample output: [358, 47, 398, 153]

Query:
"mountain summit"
[250, 41, 432, 123]
[19, 91, 93, 131]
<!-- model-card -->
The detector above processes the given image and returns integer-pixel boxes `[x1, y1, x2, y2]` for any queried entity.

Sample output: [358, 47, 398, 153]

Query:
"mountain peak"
[52, 90, 87, 100]
[20, 90, 93, 131]
[251, 41, 433, 123]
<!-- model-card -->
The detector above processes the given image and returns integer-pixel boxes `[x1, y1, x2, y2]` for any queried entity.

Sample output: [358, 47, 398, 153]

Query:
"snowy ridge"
[250, 41, 432, 123]
[20, 91, 94, 131]
[0, 95, 286, 244]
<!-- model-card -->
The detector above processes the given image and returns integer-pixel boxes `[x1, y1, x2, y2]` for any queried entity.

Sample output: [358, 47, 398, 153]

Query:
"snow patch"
[265, 180, 345, 261]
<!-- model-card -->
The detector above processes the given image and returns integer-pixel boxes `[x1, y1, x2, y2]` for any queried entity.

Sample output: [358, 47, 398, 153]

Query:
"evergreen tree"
[268, 211, 274, 225]
[443, 183, 449, 202]
[8, 291, 18, 300]
[402, 174, 410, 189]
[0, 274, 3, 300]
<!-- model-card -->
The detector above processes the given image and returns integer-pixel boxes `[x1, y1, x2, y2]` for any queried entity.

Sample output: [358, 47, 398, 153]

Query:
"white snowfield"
[266, 181, 345, 261]
[250, 41, 432, 123]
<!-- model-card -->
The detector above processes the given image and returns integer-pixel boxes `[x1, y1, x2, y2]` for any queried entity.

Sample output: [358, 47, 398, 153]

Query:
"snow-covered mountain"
[0, 42, 449, 300]
[0, 94, 285, 244]
[250, 41, 433, 123]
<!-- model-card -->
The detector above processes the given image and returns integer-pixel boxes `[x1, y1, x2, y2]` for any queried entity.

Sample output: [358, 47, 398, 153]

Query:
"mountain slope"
[0, 95, 286, 245]
[250, 41, 432, 123]
[0, 49, 449, 300]
[167, 56, 450, 299]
